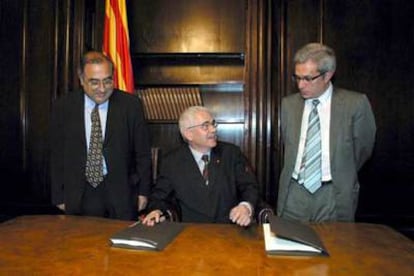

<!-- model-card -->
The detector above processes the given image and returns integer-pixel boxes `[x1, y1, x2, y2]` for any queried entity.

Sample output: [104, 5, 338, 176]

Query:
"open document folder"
[263, 215, 329, 256]
[110, 221, 185, 251]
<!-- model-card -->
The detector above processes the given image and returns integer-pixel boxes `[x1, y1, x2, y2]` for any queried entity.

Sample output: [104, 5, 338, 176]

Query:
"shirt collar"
[84, 94, 109, 110]
[189, 146, 210, 161]
[306, 82, 332, 105]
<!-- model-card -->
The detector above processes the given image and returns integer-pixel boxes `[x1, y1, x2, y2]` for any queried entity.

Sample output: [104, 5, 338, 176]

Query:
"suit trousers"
[81, 179, 117, 219]
[281, 178, 337, 222]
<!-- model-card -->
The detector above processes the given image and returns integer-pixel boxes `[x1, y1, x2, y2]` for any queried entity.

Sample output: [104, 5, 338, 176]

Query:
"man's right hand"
[56, 204, 65, 211]
[142, 210, 165, 226]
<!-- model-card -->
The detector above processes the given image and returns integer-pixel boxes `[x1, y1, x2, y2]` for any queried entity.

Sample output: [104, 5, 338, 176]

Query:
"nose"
[297, 79, 308, 90]
[208, 124, 217, 132]
[97, 81, 106, 90]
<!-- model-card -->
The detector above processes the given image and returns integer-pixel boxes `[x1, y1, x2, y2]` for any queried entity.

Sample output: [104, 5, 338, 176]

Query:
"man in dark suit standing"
[143, 106, 259, 227]
[50, 51, 152, 220]
[277, 43, 376, 222]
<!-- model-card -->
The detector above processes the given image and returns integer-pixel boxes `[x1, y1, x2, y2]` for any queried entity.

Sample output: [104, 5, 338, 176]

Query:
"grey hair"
[294, 43, 336, 73]
[178, 106, 212, 137]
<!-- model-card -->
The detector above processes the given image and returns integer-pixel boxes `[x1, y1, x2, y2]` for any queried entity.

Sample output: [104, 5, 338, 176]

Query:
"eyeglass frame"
[187, 120, 218, 131]
[86, 77, 114, 89]
[291, 72, 325, 83]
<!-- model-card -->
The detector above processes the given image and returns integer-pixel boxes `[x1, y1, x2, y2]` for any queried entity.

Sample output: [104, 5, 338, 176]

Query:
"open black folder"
[263, 216, 329, 256]
[110, 221, 185, 251]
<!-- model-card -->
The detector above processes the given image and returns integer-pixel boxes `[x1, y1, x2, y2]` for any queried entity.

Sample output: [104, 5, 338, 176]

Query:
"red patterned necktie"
[201, 154, 209, 185]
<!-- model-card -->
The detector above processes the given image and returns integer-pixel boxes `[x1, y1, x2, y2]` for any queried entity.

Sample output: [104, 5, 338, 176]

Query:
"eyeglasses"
[187, 120, 218, 131]
[86, 78, 114, 89]
[291, 73, 325, 83]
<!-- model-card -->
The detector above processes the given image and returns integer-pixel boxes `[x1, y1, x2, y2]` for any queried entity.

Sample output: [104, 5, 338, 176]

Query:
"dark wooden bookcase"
[127, 0, 247, 152]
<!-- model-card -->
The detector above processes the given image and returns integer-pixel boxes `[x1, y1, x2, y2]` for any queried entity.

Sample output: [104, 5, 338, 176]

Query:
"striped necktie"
[85, 104, 104, 187]
[299, 99, 322, 193]
[201, 154, 209, 185]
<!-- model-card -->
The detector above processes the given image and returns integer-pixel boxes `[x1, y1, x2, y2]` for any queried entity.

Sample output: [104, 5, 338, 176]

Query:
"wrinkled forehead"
[83, 62, 113, 78]
[192, 111, 213, 124]
[295, 60, 319, 74]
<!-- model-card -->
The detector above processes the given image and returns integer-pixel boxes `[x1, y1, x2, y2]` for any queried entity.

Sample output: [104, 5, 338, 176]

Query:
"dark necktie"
[85, 104, 104, 187]
[299, 99, 322, 193]
[201, 154, 209, 185]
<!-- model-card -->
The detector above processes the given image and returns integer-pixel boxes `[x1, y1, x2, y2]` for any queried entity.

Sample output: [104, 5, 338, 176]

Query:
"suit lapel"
[329, 88, 344, 162]
[182, 147, 208, 188]
[103, 91, 117, 146]
[291, 95, 305, 165]
[208, 146, 222, 190]
[74, 92, 87, 156]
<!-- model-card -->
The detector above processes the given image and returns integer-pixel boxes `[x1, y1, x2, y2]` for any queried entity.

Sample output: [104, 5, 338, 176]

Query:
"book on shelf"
[110, 221, 185, 251]
[263, 215, 329, 256]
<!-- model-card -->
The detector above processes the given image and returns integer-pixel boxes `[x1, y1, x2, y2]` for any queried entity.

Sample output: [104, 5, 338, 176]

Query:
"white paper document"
[263, 223, 321, 253]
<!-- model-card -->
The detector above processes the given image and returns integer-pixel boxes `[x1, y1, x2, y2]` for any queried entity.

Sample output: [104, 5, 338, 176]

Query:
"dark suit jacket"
[147, 141, 259, 223]
[50, 89, 152, 219]
[277, 87, 376, 221]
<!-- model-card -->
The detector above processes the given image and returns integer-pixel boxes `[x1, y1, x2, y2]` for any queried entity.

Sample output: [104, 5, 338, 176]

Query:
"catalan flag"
[103, 0, 134, 93]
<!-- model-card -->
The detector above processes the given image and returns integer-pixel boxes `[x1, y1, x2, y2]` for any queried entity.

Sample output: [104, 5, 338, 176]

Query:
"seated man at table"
[143, 106, 259, 227]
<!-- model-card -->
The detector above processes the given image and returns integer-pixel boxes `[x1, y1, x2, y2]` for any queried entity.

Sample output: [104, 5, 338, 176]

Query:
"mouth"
[96, 91, 106, 97]
[94, 92, 108, 100]
[300, 90, 311, 98]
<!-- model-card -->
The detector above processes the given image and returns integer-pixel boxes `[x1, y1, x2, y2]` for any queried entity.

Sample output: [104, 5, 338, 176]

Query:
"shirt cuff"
[238, 201, 253, 217]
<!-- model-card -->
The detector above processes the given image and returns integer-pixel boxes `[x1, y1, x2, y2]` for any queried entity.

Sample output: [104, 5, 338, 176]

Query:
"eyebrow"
[88, 76, 113, 81]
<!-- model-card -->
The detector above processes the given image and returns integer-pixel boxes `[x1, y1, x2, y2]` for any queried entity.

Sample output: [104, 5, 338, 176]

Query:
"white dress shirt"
[293, 83, 333, 182]
[84, 95, 108, 175]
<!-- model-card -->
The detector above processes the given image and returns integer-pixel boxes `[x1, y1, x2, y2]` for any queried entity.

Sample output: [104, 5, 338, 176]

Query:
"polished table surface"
[0, 215, 413, 275]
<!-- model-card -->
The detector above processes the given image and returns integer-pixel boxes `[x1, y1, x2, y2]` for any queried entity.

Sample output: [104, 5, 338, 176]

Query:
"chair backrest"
[255, 200, 275, 224]
[150, 146, 181, 222]
[151, 147, 160, 185]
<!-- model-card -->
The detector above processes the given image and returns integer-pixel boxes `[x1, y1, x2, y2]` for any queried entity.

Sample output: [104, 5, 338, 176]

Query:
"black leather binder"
[263, 215, 329, 256]
[110, 221, 185, 251]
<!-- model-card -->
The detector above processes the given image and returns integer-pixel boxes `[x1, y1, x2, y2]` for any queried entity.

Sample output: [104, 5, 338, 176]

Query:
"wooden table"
[0, 215, 413, 275]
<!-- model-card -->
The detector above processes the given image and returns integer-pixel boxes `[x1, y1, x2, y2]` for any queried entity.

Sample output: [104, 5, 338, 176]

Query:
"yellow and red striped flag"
[103, 0, 134, 93]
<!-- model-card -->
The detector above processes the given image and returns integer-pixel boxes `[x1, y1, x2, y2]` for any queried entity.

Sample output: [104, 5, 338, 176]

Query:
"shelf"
[133, 52, 244, 59]
[135, 82, 243, 90]
[132, 52, 244, 65]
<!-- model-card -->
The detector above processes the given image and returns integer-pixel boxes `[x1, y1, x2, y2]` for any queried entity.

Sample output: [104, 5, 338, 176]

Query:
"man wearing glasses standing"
[49, 51, 152, 220]
[277, 43, 376, 222]
[143, 106, 258, 227]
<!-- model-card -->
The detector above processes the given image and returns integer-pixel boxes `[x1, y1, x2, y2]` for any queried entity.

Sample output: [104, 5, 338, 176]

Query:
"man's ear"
[323, 71, 335, 82]
[79, 75, 85, 86]
[183, 129, 193, 142]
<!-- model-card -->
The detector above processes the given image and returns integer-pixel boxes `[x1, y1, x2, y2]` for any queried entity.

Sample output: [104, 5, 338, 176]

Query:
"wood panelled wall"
[1, 0, 413, 231]
[324, 1, 414, 219]
[0, 0, 89, 206]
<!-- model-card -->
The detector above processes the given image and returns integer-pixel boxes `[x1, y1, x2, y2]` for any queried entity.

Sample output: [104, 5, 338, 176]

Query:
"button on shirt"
[293, 83, 333, 182]
[84, 95, 108, 176]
